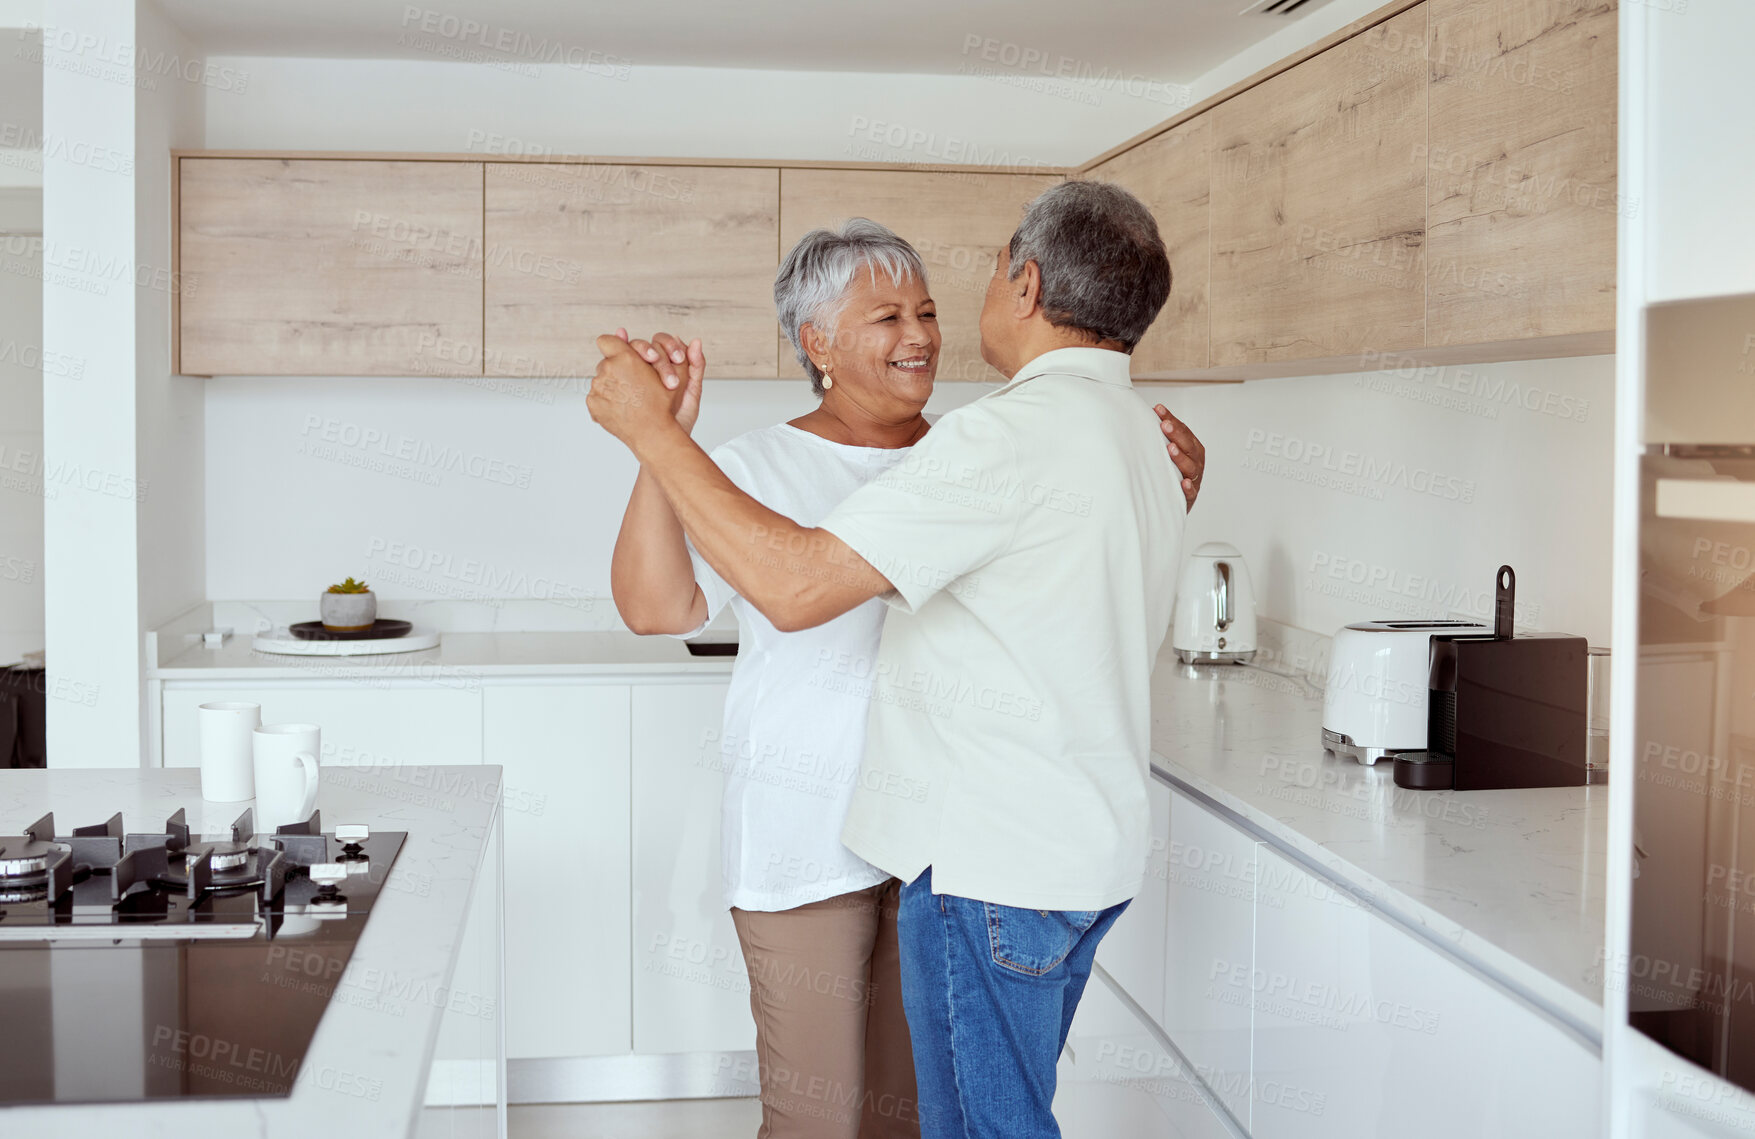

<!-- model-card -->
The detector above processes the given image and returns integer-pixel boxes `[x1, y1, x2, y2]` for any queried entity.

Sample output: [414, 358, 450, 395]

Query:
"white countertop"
[145, 620, 1605, 1045]
[0, 766, 501, 1137]
[152, 630, 737, 681]
[1148, 652, 1605, 1042]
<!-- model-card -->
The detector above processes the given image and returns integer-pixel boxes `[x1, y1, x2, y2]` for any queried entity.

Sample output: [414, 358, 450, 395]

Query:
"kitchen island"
[0, 765, 504, 1138]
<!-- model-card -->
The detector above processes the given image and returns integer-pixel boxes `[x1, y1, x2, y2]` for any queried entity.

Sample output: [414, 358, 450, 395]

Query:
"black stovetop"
[0, 807, 404, 1106]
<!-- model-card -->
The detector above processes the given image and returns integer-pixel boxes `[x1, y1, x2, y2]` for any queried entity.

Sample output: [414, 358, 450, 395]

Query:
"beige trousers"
[730, 879, 920, 1139]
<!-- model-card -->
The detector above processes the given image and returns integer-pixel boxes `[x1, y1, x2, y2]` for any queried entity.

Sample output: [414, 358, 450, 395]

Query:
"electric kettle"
[1173, 542, 1258, 664]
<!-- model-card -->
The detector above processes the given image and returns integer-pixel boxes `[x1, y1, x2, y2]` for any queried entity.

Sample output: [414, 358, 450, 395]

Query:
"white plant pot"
[320, 590, 377, 631]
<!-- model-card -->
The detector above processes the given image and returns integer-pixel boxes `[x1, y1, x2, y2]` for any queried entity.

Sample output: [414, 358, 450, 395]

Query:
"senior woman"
[609, 218, 1205, 1139]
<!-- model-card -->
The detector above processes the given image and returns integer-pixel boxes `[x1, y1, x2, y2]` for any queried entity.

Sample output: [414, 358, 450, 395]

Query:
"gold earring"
[821, 367, 833, 390]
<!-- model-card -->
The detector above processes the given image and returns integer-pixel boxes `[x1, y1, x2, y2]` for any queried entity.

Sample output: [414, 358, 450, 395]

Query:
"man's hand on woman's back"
[1153, 404, 1206, 510]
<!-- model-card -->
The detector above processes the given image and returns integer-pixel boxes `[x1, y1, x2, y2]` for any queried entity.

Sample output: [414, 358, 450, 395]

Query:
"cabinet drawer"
[1251, 844, 1600, 1139]
[1164, 788, 1257, 1128]
[485, 684, 632, 1060]
[1058, 969, 1233, 1139]
[629, 682, 753, 1054]
[1095, 777, 1172, 1016]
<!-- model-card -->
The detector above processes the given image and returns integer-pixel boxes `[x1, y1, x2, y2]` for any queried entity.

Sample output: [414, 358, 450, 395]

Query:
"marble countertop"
[0, 766, 501, 1137]
[152, 629, 737, 681]
[1148, 652, 1606, 1043]
[143, 612, 1606, 1047]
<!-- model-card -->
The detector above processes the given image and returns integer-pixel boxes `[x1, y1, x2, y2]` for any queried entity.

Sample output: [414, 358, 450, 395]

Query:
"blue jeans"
[896, 867, 1130, 1139]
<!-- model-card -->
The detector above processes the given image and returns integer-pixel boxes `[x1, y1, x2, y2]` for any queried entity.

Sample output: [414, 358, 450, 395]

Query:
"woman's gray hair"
[775, 218, 927, 395]
[1008, 180, 1171, 351]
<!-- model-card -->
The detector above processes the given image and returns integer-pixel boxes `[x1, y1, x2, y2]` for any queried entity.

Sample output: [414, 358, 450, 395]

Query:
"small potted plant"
[320, 576, 377, 632]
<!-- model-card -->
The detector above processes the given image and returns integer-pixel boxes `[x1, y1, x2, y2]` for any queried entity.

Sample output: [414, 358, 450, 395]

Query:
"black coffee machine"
[1393, 566, 1589, 791]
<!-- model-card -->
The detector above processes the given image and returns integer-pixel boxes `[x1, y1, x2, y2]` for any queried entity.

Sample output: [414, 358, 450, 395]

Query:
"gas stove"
[0, 807, 403, 941]
[0, 807, 405, 1106]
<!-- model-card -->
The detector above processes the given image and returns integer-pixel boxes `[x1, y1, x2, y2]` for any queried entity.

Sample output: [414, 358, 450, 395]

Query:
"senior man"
[589, 180, 1186, 1138]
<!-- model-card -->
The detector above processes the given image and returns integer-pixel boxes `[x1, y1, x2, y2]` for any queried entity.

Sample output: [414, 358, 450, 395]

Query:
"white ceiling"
[155, 0, 1330, 82]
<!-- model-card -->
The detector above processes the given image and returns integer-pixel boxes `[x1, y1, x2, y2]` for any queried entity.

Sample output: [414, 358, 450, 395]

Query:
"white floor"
[509, 1098, 763, 1139]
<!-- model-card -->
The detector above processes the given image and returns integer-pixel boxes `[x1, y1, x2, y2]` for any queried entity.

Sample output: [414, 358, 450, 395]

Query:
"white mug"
[198, 702, 260, 802]
[252, 723, 322, 833]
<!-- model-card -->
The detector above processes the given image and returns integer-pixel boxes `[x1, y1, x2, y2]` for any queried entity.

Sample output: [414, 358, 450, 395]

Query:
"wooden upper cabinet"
[483, 164, 779, 378]
[1209, 4, 1428, 367]
[178, 159, 485, 376]
[1425, 0, 1616, 345]
[1087, 116, 1212, 374]
[777, 168, 1059, 383]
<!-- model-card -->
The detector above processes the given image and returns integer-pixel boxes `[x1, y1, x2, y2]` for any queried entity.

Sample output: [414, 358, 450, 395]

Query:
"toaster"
[1322, 620, 1489, 765]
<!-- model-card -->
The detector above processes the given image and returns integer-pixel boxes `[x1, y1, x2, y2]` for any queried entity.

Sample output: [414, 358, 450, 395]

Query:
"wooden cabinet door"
[1087, 117, 1212, 374]
[483, 164, 779, 379]
[178, 158, 484, 376]
[778, 168, 1059, 383]
[1425, 0, 1616, 345]
[1210, 5, 1428, 366]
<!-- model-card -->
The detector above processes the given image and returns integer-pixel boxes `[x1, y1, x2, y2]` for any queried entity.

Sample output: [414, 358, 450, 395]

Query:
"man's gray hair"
[776, 218, 927, 395]
[1008, 180, 1171, 351]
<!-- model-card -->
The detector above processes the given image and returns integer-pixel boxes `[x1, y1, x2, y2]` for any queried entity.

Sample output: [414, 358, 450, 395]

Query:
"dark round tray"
[289, 619, 413, 642]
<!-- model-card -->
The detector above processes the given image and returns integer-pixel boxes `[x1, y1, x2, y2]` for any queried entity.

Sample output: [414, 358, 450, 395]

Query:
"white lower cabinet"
[1163, 787, 1258, 1128]
[1096, 776, 1173, 1017]
[483, 683, 632, 1060]
[1250, 843, 1601, 1139]
[1058, 968, 1234, 1138]
[161, 682, 484, 770]
[629, 681, 754, 1055]
[427, 805, 504, 1112]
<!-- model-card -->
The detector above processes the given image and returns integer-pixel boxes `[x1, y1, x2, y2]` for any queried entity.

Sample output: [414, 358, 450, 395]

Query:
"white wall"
[40, 0, 204, 764]
[0, 27, 41, 189]
[206, 353, 1616, 646]
[204, 376, 992, 615]
[42, 0, 142, 762]
[0, 188, 42, 666]
[1144, 354, 1615, 647]
[1641, 0, 1755, 302]
[133, 0, 204, 633]
[0, 25, 42, 665]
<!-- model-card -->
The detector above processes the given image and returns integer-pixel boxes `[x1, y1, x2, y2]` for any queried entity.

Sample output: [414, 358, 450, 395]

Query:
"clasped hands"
[586, 330, 705, 451]
[588, 329, 1208, 509]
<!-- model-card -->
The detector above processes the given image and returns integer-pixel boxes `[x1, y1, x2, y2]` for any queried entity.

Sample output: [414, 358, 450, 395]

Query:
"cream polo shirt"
[818, 347, 1183, 912]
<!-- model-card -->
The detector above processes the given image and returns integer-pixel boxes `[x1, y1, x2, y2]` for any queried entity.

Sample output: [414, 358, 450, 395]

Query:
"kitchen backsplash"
[204, 354, 1613, 645]
[1141, 353, 1615, 646]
